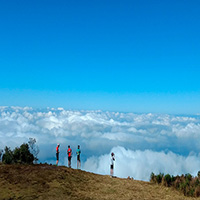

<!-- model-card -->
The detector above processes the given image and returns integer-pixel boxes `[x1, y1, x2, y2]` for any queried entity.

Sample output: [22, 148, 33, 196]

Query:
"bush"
[2, 141, 35, 164]
[198, 171, 200, 178]
[174, 176, 181, 188]
[171, 175, 176, 183]
[188, 188, 194, 197]
[195, 186, 200, 197]
[194, 178, 200, 186]
[179, 182, 187, 195]
[156, 173, 164, 184]
[0, 149, 3, 162]
[13, 147, 21, 163]
[185, 173, 192, 182]
[2, 146, 13, 164]
[151, 172, 200, 197]
[13, 143, 34, 164]
[150, 172, 156, 183]
[163, 174, 172, 187]
[28, 138, 39, 163]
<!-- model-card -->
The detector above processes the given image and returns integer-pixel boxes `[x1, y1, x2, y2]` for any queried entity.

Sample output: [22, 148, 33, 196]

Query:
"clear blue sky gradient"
[0, 0, 200, 113]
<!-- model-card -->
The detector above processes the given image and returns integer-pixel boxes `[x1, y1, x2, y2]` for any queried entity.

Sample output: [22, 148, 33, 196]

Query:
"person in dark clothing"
[110, 152, 115, 177]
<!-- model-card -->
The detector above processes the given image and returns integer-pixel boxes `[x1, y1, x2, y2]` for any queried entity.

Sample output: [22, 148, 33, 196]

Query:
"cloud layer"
[83, 146, 200, 181]
[1, 106, 200, 180]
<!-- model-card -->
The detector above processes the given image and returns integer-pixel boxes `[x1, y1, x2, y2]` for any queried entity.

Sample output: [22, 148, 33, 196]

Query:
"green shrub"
[156, 173, 164, 184]
[151, 172, 200, 197]
[188, 188, 194, 197]
[13, 147, 21, 163]
[2, 146, 13, 164]
[163, 174, 171, 187]
[185, 173, 192, 182]
[28, 138, 39, 163]
[179, 182, 187, 195]
[0, 149, 3, 162]
[198, 171, 200, 178]
[150, 172, 156, 183]
[174, 176, 181, 188]
[195, 178, 200, 186]
[171, 175, 176, 183]
[195, 186, 200, 197]
[12, 143, 34, 164]
[2, 141, 35, 165]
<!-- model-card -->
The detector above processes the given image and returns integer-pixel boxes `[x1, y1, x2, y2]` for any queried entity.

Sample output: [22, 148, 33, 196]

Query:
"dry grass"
[0, 163, 199, 200]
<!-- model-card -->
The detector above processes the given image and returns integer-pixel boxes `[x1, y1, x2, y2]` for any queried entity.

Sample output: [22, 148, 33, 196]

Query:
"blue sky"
[0, 0, 200, 114]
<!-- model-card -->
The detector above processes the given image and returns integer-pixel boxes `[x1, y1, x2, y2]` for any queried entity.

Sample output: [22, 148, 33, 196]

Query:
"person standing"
[76, 145, 81, 169]
[67, 145, 72, 168]
[110, 152, 115, 177]
[56, 144, 60, 166]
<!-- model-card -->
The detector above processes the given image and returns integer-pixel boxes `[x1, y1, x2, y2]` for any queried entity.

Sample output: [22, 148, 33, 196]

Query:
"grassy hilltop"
[0, 164, 198, 200]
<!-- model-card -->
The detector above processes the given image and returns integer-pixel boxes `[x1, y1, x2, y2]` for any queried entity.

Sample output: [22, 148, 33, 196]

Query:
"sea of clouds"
[1, 106, 200, 181]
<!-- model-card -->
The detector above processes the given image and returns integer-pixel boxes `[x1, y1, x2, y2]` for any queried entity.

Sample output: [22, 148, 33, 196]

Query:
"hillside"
[0, 164, 198, 200]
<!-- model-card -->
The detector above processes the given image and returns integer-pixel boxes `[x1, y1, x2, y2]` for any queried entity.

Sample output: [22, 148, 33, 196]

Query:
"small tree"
[156, 173, 164, 184]
[12, 144, 34, 164]
[195, 186, 200, 197]
[163, 174, 172, 187]
[17, 143, 34, 164]
[2, 146, 13, 164]
[0, 149, 3, 162]
[28, 138, 39, 163]
[13, 147, 21, 163]
[150, 172, 156, 183]
[185, 173, 192, 185]
[197, 171, 200, 178]
[2, 143, 34, 164]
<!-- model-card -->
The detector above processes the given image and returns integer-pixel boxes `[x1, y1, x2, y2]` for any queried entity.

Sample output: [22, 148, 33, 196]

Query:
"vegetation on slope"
[0, 164, 198, 200]
[0, 138, 39, 165]
[150, 172, 200, 197]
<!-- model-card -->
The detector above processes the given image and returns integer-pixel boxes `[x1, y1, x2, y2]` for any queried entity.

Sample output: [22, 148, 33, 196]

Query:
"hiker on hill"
[67, 145, 72, 168]
[56, 144, 60, 166]
[76, 145, 81, 169]
[110, 152, 115, 177]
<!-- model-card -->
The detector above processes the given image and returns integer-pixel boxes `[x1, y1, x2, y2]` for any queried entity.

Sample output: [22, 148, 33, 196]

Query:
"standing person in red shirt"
[56, 144, 60, 166]
[67, 145, 72, 168]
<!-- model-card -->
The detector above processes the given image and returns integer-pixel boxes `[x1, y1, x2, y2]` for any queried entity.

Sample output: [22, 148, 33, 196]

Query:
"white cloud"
[83, 146, 200, 181]
[1, 106, 200, 180]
